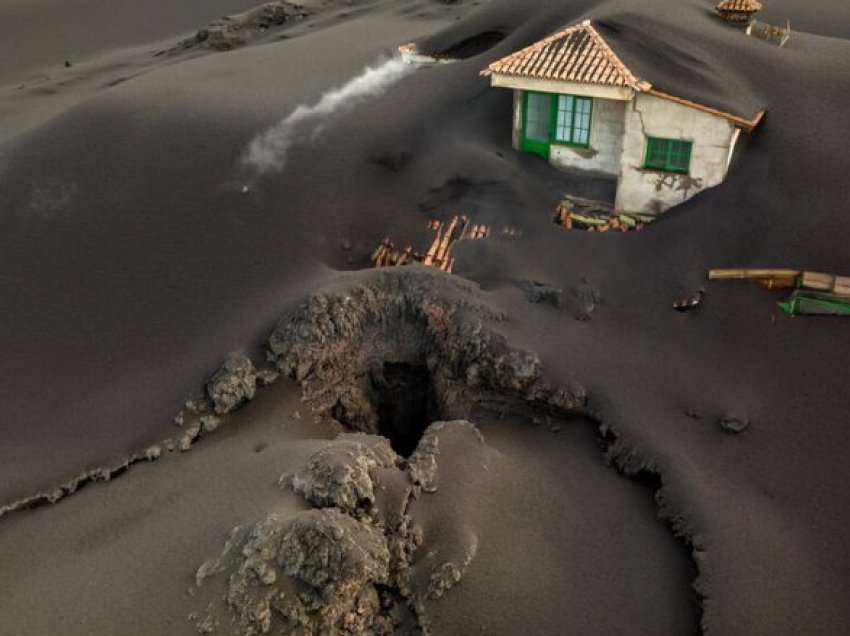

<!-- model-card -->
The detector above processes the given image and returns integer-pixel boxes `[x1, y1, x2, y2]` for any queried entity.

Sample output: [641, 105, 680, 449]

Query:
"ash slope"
[1, 0, 850, 634]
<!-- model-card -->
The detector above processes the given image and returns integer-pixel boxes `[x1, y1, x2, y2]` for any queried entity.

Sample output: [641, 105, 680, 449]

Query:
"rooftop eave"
[485, 70, 637, 101]
[643, 87, 766, 132]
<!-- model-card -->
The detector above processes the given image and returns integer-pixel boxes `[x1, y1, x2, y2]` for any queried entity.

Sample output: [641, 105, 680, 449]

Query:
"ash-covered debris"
[573, 278, 602, 321]
[0, 444, 162, 520]
[286, 434, 402, 515]
[280, 509, 392, 592]
[425, 543, 477, 601]
[167, 357, 280, 455]
[200, 421, 485, 635]
[515, 279, 563, 307]
[173, 2, 307, 53]
[718, 415, 750, 434]
[267, 268, 587, 439]
[207, 355, 259, 415]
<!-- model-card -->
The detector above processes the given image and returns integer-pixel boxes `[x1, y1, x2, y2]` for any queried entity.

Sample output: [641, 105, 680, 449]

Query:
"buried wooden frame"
[747, 20, 792, 48]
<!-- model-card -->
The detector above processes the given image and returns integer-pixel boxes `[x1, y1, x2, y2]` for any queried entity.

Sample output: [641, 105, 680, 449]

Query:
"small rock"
[256, 368, 279, 387]
[515, 279, 562, 307]
[185, 397, 210, 415]
[207, 356, 258, 415]
[289, 435, 400, 513]
[718, 416, 750, 434]
[144, 445, 162, 460]
[201, 415, 222, 433]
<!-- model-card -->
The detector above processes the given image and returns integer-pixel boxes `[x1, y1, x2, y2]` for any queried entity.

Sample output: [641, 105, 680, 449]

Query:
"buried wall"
[615, 92, 739, 216]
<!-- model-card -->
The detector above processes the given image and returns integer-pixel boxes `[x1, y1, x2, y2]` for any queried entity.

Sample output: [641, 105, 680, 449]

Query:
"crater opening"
[371, 362, 441, 457]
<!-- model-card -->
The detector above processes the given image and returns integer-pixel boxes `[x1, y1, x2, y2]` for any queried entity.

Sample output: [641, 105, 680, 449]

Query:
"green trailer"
[777, 290, 850, 316]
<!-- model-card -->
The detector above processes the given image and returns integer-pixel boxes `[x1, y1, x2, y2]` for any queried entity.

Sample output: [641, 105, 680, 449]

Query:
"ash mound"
[200, 422, 484, 635]
[268, 267, 587, 455]
[176, 2, 307, 52]
[190, 269, 598, 633]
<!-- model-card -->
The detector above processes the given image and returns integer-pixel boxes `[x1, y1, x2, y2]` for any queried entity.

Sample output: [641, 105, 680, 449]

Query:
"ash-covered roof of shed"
[716, 0, 763, 13]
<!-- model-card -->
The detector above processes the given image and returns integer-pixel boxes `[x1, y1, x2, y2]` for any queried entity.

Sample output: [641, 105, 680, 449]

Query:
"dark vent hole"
[372, 362, 439, 457]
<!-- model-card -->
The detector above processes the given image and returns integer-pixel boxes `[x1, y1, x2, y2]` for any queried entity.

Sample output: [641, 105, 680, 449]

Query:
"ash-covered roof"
[482, 18, 764, 130]
[716, 0, 763, 13]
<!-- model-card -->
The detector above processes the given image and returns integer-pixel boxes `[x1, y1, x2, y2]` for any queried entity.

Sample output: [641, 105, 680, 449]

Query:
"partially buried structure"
[481, 20, 766, 218]
[715, 0, 763, 26]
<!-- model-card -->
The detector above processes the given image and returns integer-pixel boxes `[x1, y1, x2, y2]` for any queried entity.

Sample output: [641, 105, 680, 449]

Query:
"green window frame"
[554, 94, 593, 147]
[644, 137, 693, 173]
[521, 91, 593, 159]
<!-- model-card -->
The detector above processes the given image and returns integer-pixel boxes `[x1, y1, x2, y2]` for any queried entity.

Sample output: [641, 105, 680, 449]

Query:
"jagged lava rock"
[206, 355, 258, 415]
[289, 434, 402, 515]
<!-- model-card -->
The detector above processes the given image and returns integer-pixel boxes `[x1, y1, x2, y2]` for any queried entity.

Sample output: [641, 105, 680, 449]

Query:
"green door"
[521, 91, 552, 159]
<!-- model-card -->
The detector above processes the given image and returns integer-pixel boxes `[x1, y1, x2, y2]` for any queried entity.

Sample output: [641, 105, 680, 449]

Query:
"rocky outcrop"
[267, 268, 587, 435]
[206, 355, 258, 415]
[288, 434, 402, 516]
[177, 2, 307, 52]
[204, 421, 487, 635]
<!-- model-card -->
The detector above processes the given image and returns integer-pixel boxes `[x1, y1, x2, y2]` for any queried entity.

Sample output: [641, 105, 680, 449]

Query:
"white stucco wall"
[550, 97, 625, 177]
[615, 92, 738, 215]
[512, 89, 522, 150]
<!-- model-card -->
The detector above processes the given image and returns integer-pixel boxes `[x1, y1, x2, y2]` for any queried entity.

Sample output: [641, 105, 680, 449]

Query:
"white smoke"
[242, 56, 413, 174]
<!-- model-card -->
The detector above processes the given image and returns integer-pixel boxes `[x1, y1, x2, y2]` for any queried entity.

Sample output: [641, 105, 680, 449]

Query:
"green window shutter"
[644, 137, 693, 173]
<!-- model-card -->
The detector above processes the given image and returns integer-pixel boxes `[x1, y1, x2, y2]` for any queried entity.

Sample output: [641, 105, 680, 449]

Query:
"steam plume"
[242, 56, 412, 174]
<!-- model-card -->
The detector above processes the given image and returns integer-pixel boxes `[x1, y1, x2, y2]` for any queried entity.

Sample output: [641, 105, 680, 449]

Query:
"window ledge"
[553, 142, 596, 158]
[640, 166, 690, 176]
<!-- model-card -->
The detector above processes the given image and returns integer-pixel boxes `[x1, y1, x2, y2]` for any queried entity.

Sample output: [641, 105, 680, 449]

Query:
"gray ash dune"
[1, 0, 850, 633]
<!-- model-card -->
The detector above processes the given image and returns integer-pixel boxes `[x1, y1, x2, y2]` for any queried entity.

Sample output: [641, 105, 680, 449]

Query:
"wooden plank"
[708, 268, 801, 281]
[434, 215, 459, 265]
[799, 271, 833, 291]
[423, 226, 443, 266]
[756, 276, 797, 290]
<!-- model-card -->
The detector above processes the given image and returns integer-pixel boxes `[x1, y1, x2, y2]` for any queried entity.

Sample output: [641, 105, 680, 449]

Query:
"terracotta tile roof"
[716, 0, 763, 12]
[482, 20, 639, 88]
[481, 19, 766, 130]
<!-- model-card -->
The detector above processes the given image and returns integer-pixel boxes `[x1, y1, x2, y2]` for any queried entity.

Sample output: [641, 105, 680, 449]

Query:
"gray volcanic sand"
[2, 0, 850, 634]
[409, 414, 695, 634]
[0, 381, 334, 634]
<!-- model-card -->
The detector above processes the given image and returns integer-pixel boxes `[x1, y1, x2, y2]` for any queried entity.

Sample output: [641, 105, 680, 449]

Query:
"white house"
[481, 20, 765, 217]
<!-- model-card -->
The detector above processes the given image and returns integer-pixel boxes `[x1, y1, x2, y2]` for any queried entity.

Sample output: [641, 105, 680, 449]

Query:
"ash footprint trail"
[238, 55, 414, 188]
